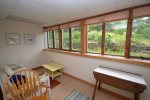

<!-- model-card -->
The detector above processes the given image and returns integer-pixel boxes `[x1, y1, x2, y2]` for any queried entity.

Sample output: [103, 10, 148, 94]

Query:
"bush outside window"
[130, 16, 150, 58]
[62, 28, 69, 50]
[48, 31, 53, 48]
[71, 27, 81, 51]
[54, 30, 59, 49]
[105, 20, 127, 56]
[87, 24, 102, 53]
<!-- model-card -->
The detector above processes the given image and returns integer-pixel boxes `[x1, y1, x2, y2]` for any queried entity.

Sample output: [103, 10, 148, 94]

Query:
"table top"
[42, 62, 64, 72]
[94, 67, 147, 86]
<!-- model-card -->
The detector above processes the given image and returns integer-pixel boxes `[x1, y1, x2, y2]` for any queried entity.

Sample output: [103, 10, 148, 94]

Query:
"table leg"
[134, 93, 140, 100]
[98, 81, 101, 90]
[92, 80, 98, 100]
[52, 71, 54, 80]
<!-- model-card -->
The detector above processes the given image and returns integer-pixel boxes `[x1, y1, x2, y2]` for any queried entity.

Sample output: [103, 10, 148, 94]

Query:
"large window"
[87, 24, 102, 53]
[45, 6, 150, 63]
[48, 31, 53, 48]
[130, 16, 150, 58]
[54, 30, 59, 49]
[105, 20, 127, 56]
[62, 28, 69, 50]
[71, 27, 81, 51]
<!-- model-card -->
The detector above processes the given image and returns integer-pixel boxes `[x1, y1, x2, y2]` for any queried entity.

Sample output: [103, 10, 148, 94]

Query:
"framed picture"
[24, 34, 36, 45]
[6, 33, 20, 45]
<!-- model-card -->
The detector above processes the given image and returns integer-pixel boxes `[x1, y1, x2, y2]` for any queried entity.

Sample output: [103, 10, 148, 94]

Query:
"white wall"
[44, 51, 150, 100]
[0, 19, 45, 68]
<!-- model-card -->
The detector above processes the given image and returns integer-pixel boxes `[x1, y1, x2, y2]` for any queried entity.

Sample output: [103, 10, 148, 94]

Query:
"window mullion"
[125, 9, 133, 58]
[59, 28, 62, 50]
[81, 20, 87, 54]
[47, 32, 49, 48]
[69, 28, 72, 51]
[101, 23, 106, 55]
[52, 30, 55, 49]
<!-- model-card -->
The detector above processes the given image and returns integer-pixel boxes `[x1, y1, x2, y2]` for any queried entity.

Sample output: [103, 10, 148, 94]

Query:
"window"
[47, 31, 53, 48]
[130, 16, 150, 59]
[54, 30, 59, 49]
[105, 20, 127, 56]
[71, 27, 81, 51]
[87, 24, 102, 53]
[62, 28, 69, 50]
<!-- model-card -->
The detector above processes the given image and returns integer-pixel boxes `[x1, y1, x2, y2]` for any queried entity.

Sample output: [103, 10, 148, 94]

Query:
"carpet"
[64, 89, 91, 100]
[50, 78, 61, 89]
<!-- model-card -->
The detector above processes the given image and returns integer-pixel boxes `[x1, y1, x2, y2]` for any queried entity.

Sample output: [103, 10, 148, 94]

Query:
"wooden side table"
[92, 67, 147, 100]
[42, 62, 64, 80]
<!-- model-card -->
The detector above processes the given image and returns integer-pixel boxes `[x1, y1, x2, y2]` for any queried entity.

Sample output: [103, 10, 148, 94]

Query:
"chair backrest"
[2, 69, 42, 100]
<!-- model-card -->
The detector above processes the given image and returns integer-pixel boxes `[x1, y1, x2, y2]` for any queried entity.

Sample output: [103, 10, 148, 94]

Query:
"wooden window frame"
[86, 23, 103, 54]
[47, 31, 54, 49]
[45, 4, 150, 65]
[71, 26, 81, 52]
[54, 30, 60, 50]
[61, 28, 70, 51]
[129, 15, 150, 60]
[104, 19, 128, 57]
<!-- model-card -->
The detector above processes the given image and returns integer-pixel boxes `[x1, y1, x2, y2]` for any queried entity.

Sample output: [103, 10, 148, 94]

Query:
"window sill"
[43, 49, 150, 67]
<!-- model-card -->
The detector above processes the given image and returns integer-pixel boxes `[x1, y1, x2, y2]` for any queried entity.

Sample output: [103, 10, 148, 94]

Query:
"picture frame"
[24, 34, 36, 45]
[6, 33, 21, 45]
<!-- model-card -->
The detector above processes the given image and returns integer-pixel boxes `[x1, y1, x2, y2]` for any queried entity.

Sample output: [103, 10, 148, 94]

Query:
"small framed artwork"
[24, 34, 36, 45]
[6, 33, 21, 45]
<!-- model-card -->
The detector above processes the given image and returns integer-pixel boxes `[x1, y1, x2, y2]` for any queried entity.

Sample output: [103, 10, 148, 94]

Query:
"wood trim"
[63, 72, 132, 100]
[80, 20, 87, 54]
[43, 3, 150, 28]
[125, 9, 133, 58]
[47, 32, 49, 48]
[69, 28, 72, 51]
[59, 29, 62, 50]
[43, 49, 150, 67]
[52, 31, 55, 49]
[101, 23, 106, 55]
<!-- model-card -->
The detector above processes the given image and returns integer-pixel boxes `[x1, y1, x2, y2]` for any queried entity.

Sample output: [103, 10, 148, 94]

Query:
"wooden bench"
[92, 67, 147, 100]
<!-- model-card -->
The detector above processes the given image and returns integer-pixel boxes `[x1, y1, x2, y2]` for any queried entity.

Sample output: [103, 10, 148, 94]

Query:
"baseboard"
[63, 72, 132, 100]
[31, 66, 42, 70]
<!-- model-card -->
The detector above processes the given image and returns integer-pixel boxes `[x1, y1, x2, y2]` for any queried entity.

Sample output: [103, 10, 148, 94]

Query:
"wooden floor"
[50, 74, 120, 100]
[33, 67, 120, 100]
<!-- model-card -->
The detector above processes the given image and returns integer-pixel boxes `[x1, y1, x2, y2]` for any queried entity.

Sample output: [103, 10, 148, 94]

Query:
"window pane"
[130, 17, 150, 58]
[71, 27, 81, 51]
[54, 30, 59, 49]
[62, 28, 69, 50]
[48, 31, 53, 48]
[105, 20, 127, 56]
[87, 24, 102, 53]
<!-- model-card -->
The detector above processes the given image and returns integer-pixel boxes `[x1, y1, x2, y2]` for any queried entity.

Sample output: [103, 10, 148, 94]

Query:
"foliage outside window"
[48, 31, 53, 48]
[87, 24, 102, 53]
[130, 16, 150, 59]
[71, 27, 81, 51]
[54, 30, 59, 49]
[62, 28, 69, 50]
[105, 20, 127, 56]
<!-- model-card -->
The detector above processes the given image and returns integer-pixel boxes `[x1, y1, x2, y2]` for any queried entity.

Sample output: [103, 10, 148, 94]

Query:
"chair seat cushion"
[10, 75, 26, 87]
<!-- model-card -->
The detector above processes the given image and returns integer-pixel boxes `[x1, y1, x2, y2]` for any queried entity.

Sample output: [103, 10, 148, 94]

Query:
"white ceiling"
[0, 0, 150, 26]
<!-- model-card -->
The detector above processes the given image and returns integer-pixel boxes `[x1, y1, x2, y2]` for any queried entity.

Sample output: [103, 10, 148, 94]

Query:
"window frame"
[129, 15, 150, 60]
[54, 29, 60, 50]
[45, 5, 150, 62]
[61, 28, 70, 51]
[86, 23, 103, 54]
[104, 19, 128, 57]
[71, 26, 81, 52]
[47, 31, 54, 49]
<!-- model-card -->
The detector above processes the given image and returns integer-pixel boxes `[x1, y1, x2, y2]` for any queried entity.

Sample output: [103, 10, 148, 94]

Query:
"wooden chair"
[2, 69, 49, 100]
